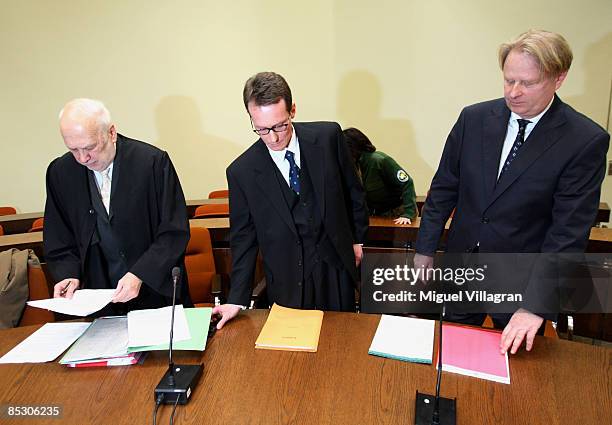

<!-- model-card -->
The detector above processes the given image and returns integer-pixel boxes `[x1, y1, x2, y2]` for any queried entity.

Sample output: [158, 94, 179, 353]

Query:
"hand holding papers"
[368, 315, 435, 364]
[27, 289, 115, 316]
[255, 304, 323, 352]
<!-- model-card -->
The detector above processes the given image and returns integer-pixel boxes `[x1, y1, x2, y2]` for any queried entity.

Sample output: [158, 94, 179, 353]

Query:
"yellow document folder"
[255, 304, 324, 352]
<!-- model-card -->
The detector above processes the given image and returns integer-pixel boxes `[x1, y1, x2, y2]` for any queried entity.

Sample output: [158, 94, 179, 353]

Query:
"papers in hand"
[368, 315, 435, 364]
[439, 324, 510, 384]
[255, 303, 323, 352]
[127, 305, 191, 348]
[27, 289, 115, 317]
[0, 323, 89, 363]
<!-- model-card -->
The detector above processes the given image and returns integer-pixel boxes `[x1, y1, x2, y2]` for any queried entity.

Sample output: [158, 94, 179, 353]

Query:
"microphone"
[154, 266, 203, 405]
[414, 303, 456, 425]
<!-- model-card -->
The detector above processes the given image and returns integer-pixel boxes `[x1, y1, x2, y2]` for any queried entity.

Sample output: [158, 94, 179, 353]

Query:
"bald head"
[59, 98, 117, 171]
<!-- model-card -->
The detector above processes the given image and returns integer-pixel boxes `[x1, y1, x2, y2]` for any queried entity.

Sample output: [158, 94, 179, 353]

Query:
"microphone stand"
[414, 303, 456, 425]
[154, 267, 203, 405]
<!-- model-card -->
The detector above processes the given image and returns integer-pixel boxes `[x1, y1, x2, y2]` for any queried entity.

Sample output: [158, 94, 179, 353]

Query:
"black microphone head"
[172, 267, 181, 280]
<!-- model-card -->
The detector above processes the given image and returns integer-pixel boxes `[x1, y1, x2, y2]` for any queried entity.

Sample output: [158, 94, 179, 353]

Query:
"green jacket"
[358, 151, 417, 218]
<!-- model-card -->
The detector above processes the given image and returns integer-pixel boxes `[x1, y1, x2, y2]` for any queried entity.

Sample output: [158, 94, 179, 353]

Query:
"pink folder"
[438, 324, 510, 384]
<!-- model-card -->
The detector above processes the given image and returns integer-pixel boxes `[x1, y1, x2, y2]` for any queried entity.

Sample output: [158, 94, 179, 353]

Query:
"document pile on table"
[255, 304, 324, 352]
[0, 306, 212, 367]
[368, 315, 435, 364]
[438, 324, 510, 384]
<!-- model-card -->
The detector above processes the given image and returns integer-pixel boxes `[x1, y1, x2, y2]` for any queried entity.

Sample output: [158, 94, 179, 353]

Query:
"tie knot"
[517, 119, 531, 131]
[285, 150, 295, 163]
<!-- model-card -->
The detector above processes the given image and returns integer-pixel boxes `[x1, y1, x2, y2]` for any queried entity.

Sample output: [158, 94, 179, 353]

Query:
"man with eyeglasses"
[414, 30, 609, 354]
[213, 72, 368, 328]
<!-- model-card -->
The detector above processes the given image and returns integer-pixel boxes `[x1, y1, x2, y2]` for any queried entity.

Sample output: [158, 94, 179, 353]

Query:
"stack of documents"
[59, 316, 134, 367]
[128, 307, 212, 353]
[439, 324, 510, 384]
[127, 305, 191, 347]
[59, 307, 212, 366]
[368, 315, 435, 364]
[255, 304, 324, 352]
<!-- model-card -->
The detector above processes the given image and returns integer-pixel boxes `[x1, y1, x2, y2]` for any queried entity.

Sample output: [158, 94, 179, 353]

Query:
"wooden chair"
[193, 203, 229, 219]
[18, 261, 55, 326]
[208, 189, 229, 199]
[28, 218, 44, 233]
[0, 206, 17, 216]
[185, 227, 222, 306]
[0, 224, 3, 236]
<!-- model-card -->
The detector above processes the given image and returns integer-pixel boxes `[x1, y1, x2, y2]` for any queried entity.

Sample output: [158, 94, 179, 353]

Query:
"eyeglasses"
[252, 121, 290, 136]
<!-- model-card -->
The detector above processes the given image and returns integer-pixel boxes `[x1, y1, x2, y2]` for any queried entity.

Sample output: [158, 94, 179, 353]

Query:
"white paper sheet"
[127, 305, 190, 348]
[0, 323, 90, 363]
[27, 289, 115, 317]
[368, 315, 435, 364]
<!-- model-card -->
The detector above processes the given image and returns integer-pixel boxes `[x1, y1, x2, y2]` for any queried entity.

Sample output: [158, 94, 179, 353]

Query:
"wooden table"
[186, 198, 228, 217]
[0, 310, 610, 425]
[3, 217, 612, 260]
[0, 212, 43, 235]
[1, 201, 608, 235]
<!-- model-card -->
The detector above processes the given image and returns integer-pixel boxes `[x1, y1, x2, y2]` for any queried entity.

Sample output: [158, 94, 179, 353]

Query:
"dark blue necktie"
[500, 118, 531, 178]
[285, 150, 300, 195]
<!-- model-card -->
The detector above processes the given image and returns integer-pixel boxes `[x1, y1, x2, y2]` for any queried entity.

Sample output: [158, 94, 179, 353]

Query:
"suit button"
[302, 202, 307, 207]
[297, 240, 301, 245]
[119, 251, 126, 258]
[89, 209, 94, 214]
[297, 281, 302, 286]
[481, 217, 489, 224]
[298, 260, 302, 267]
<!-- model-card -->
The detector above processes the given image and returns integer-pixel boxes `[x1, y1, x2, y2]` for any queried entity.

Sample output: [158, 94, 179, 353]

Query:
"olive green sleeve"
[381, 155, 417, 218]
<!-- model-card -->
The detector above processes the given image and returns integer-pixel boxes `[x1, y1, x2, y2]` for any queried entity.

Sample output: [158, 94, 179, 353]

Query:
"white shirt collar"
[266, 126, 300, 167]
[509, 96, 554, 128]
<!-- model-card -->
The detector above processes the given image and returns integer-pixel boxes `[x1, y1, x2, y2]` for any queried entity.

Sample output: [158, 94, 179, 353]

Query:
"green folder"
[128, 307, 212, 353]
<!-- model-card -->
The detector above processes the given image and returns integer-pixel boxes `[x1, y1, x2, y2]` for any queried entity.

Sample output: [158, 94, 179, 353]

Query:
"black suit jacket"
[226, 121, 368, 307]
[416, 95, 609, 255]
[43, 134, 191, 308]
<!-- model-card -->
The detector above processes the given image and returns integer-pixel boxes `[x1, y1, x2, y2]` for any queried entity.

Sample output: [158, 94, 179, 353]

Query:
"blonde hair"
[499, 30, 573, 78]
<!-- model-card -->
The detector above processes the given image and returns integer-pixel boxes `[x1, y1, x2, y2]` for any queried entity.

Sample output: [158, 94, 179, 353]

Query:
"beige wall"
[1, 1, 610, 214]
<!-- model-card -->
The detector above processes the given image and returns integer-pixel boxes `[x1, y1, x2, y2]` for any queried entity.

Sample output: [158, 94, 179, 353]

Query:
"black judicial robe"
[43, 134, 191, 309]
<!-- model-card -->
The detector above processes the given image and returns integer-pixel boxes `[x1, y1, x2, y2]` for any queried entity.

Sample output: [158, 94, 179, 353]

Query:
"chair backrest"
[208, 189, 229, 199]
[28, 218, 44, 233]
[18, 262, 55, 326]
[0, 224, 3, 236]
[0, 206, 17, 216]
[193, 203, 229, 218]
[184, 227, 216, 304]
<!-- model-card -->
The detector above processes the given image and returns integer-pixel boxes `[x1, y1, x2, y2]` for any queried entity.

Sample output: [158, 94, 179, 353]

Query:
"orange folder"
[255, 304, 324, 352]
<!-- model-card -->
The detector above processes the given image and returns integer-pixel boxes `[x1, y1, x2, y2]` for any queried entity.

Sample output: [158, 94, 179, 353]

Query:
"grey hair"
[58, 98, 112, 131]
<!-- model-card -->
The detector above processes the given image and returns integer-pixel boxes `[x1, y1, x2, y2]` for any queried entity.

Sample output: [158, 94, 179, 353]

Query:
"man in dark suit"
[213, 72, 368, 328]
[44, 98, 191, 315]
[415, 30, 609, 354]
